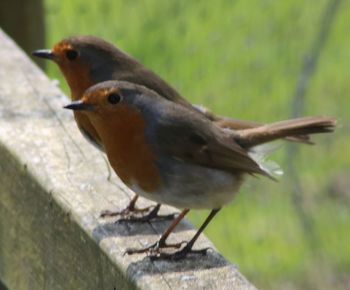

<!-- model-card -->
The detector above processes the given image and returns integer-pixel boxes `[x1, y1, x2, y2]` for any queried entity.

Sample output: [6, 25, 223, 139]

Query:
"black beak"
[32, 49, 56, 60]
[64, 100, 94, 111]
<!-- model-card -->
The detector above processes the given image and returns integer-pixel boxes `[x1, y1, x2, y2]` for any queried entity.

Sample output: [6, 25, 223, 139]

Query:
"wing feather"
[153, 105, 266, 176]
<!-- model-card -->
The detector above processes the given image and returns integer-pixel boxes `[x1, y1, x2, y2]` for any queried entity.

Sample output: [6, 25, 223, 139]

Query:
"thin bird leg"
[100, 194, 152, 217]
[125, 208, 190, 255]
[156, 208, 221, 260]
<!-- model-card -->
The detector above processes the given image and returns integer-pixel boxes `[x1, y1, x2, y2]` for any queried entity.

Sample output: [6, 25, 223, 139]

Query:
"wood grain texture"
[0, 29, 257, 290]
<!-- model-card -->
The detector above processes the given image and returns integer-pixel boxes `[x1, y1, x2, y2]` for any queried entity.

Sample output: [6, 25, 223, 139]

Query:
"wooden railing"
[0, 29, 257, 290]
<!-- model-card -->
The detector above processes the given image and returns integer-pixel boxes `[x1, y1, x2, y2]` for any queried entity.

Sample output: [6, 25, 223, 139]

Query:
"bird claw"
[125, 238, 211, 261]
[111, 203, 176, 223]
[151, 246, 211, 261]
[117, 211, 176, 223]
[100, 205, 152, 218]
[125, 240, 186, 256]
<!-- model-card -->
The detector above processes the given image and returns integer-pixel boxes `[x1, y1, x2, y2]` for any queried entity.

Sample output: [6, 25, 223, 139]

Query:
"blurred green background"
[20, 0, 350, 289]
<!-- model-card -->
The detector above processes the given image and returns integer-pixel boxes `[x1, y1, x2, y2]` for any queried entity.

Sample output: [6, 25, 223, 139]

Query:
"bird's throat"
[90, 106, 161, 192]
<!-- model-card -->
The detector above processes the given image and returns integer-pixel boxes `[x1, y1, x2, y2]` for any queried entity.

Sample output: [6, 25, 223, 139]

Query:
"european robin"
[32, 35, 311, 220]
[64, 80, 336, 259]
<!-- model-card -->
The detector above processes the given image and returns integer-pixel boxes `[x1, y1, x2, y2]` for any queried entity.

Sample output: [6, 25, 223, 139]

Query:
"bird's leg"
[125, 209, 190, 255]
[100, 194, 153, 218]
[155, 208, 221, 260]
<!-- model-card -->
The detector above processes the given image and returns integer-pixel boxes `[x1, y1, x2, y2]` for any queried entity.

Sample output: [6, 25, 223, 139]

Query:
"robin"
[64, 80, 336, 259]
[32, 35, 311, 221]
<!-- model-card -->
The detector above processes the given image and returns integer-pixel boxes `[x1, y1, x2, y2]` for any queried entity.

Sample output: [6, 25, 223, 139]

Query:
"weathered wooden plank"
[0, 29, 257, 290]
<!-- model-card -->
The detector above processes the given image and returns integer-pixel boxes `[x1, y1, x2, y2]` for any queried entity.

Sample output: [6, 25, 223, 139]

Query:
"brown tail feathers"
[215, 117, 313, 144]
[235, 116, 336, 148]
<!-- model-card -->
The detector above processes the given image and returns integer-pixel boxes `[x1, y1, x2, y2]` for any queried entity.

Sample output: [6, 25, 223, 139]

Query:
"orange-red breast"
[64, 80, 336, 259]
[33, 35, 311, 219]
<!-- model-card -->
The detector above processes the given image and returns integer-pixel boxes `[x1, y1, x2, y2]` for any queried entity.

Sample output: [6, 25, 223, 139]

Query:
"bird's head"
[33, 36, 136, 99]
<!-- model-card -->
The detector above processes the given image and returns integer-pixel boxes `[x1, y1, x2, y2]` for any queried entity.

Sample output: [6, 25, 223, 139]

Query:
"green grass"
[44, 1, 350, 289]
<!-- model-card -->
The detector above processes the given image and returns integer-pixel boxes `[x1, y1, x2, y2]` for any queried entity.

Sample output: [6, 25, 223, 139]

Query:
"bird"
[32, 35, 313, 220]
[63, 80, 336, 260]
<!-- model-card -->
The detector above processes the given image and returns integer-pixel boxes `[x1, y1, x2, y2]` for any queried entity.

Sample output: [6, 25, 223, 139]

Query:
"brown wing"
[153, 106, 266, 176]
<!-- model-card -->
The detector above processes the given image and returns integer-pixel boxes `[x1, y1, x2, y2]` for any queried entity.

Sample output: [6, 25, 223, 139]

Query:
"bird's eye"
[107, 93, 122, 104]
[66, 49, 78, 60]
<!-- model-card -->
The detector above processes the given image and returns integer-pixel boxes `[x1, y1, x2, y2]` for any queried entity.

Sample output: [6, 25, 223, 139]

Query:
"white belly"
[129, 161, 244, 209]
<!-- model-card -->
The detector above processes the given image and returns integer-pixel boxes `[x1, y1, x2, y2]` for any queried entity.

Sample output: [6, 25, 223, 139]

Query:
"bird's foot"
[117, 205, 176, 223]
[100, 205, 152, 219]
[125, 239, 186, 256]
[152, 244, 211, 261]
